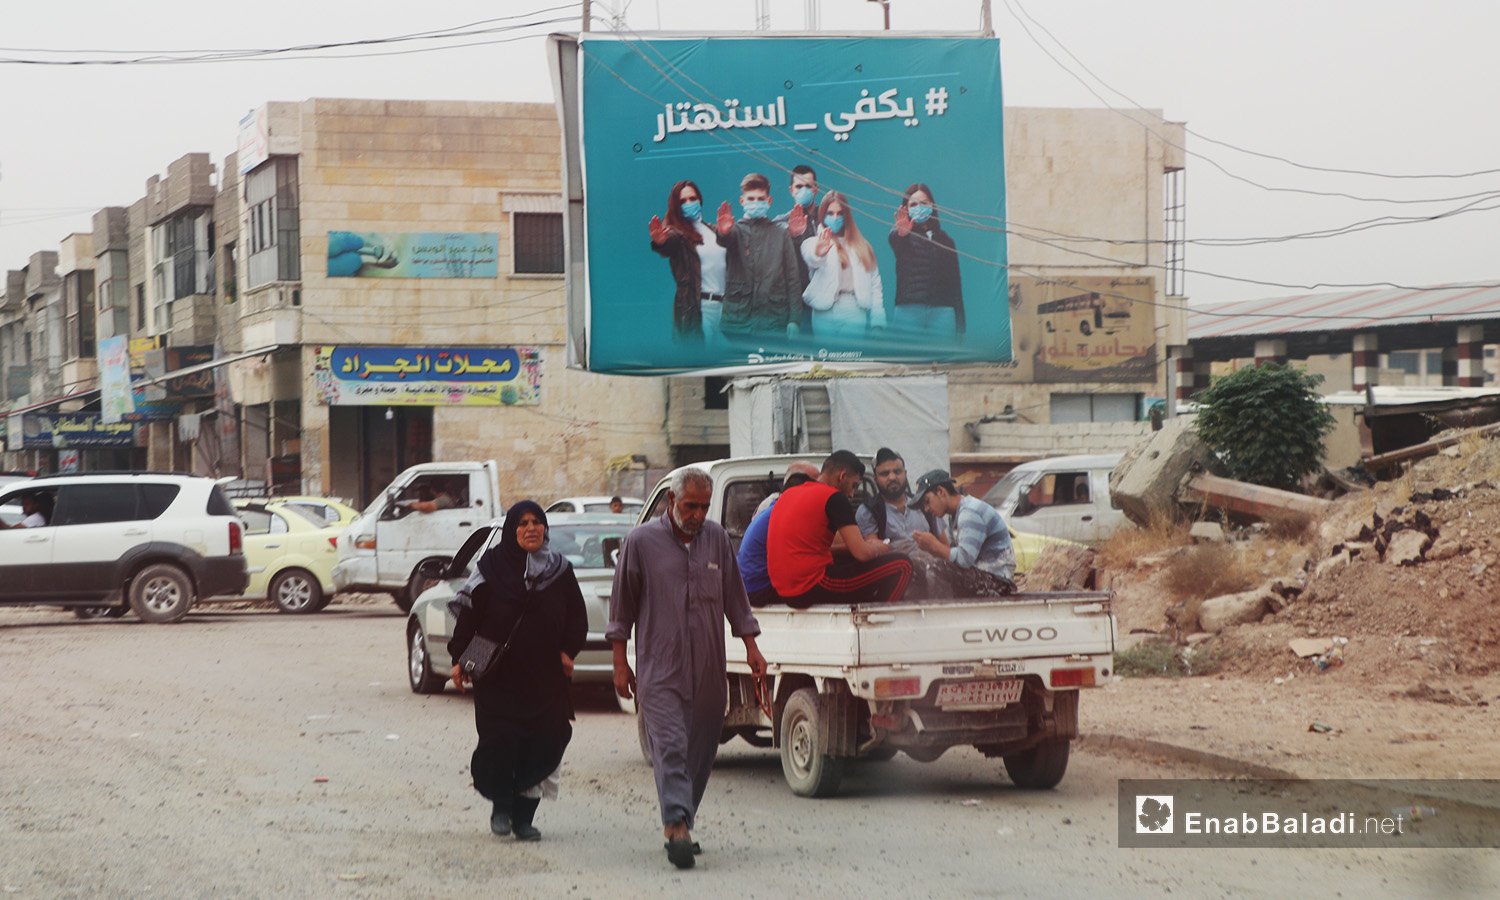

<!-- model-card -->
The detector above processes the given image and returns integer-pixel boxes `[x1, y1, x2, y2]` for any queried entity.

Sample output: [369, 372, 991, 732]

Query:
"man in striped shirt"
[910, 469, 1016, 582]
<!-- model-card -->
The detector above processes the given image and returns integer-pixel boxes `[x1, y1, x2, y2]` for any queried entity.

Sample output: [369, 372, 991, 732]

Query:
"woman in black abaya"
[448, 500, 587, 840]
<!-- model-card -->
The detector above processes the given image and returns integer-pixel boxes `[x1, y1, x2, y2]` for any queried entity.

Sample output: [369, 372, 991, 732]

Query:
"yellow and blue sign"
[312, 346, 542, 406]
[576, 35, 1009, 374]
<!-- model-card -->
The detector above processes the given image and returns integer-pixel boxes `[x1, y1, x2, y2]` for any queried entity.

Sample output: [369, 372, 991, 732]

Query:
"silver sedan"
[405, 513, 634, 694]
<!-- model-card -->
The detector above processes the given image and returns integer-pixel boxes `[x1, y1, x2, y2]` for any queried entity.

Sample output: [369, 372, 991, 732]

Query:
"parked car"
[983, 453, 1127, 545]
[545, 495, 643, 516]
[0, 473, 246, 622]
[333, 460, 502, 611]
[405, 513, 635, 694]
[231, 500, 339, 613]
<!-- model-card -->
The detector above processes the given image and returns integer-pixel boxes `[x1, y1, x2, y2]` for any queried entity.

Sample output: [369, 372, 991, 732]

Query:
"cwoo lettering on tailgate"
[961, 626, 1058, 644]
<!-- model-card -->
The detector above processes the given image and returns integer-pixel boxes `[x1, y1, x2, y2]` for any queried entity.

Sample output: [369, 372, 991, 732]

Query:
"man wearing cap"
[856, 447, 944, 546]
[911, 469, 1016, 583]
[737, 460, 820, 607]
[767, 450, 912, 607]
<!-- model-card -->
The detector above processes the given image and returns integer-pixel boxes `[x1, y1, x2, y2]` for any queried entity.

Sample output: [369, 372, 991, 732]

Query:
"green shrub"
[1195, 364, 1335, 490]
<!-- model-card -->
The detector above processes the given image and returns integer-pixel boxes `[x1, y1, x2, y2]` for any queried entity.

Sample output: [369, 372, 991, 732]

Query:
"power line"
[0, 9, 579, 65]
[1007, 0, 1500, 183]
[999, 0, 1500, 206]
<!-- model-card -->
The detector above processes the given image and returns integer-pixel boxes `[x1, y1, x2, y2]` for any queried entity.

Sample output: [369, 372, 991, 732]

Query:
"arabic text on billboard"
[12, 414, 139, 450]
[574, 35, 1009, 375]
[312, 346, 542, 406]
[326, 232, 498, 279]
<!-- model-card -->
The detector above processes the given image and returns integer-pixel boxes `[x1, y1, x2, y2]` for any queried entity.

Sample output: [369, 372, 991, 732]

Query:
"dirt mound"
[1102, 433, 1500, 683]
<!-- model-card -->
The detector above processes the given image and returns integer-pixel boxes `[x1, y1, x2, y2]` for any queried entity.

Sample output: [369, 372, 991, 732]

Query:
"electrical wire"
[1007, 0, 1500, 182]
[0, 8, 579, 65]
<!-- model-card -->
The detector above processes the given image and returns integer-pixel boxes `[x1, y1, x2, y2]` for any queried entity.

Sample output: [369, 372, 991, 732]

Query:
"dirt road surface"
[2, 602, 1495, 897]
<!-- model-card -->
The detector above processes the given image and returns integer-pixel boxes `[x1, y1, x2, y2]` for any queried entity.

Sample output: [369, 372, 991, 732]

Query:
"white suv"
[0, 473, 247, 623]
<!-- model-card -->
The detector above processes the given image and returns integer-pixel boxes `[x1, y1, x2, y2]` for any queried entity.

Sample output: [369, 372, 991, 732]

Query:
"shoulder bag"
[457, 605, 529, 681]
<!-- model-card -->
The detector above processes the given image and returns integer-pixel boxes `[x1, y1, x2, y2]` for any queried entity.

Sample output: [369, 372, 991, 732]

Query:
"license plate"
[936, 679, 1023, 710]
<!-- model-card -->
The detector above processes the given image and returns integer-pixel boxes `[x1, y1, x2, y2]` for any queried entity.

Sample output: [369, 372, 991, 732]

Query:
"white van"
[982, 453, 1125, 545]
[332, 460, 501, 610]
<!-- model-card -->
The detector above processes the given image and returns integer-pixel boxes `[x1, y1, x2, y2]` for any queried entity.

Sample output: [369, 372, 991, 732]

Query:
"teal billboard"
[572, 35, 1009, 375]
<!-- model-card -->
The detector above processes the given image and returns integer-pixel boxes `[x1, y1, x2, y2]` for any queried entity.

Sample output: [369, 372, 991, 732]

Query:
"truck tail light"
[354, 534, 376, 550]
[1049, 667, 1096, 688]
[228, 520, 242, 554]
[874, 677, 921, 699]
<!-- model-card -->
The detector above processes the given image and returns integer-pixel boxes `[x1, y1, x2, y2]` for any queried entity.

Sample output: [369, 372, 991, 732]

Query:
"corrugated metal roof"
[1188, 283, 1500, 340]
[1322, 385, 1500, 407]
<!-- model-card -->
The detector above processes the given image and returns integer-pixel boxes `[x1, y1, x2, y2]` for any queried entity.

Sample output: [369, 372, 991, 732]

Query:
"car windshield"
[582, 501, 640, 514]
[547, 523, 632, 570]
[277, 504, 329, 528]
[983, 470, 1029, 508]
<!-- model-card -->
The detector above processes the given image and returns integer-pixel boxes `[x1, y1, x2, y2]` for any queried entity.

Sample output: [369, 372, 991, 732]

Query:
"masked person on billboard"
[802, 192, 886, 341]
[773, 165, 819, 333]
[327, 231, 401, 277]
[889, 183, 965, 341]
[648, 180, 728, 346]
[714, 173, 803, 342]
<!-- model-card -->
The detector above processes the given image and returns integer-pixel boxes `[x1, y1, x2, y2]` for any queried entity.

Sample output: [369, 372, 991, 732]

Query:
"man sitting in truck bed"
[767, 450, 912, 607]
[911, 469, 1016, 593]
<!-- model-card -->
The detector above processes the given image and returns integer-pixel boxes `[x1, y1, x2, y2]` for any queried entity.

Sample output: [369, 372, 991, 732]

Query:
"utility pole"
[582, 0, 591, 32]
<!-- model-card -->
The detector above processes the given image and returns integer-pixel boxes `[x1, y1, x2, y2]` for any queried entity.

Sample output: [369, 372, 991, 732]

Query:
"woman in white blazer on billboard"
[801, 192, 885, 340]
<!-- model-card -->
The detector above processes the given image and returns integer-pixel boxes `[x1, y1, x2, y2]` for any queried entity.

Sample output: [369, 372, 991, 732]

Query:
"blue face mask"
[680, 200, 701, 220]
[909, 204, 934, 224]
[793, 186, 815, 207]
[824, 214, 845, 234]
[742, 199, 770, 219]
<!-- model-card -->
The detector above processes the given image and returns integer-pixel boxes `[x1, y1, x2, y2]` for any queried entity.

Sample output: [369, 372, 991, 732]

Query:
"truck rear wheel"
[780, 688, 845, 798]
[1003, 738, 1071, 789]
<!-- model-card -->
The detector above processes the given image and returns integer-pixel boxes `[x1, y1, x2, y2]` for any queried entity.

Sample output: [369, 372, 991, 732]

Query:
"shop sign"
[312, 346, 542, 406]
[9, 413, 140, 450]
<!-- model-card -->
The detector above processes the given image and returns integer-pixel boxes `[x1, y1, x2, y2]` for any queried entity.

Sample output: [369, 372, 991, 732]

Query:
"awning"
[2, 344, 282, 417]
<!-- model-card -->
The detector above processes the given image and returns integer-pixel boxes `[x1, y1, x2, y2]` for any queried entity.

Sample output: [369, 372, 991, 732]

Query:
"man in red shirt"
[767, 450, 913, 608]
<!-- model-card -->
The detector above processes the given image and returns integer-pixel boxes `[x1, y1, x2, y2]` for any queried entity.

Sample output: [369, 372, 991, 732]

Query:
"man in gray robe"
[608, 468, 767, 870]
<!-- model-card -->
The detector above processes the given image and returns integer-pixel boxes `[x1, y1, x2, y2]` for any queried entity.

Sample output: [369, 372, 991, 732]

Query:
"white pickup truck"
[631, 455, 1116, 797]
[333, 460, 502, 610]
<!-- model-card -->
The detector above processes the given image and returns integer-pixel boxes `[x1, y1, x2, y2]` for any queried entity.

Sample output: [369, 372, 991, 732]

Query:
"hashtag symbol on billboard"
[924, 86, 949, 117]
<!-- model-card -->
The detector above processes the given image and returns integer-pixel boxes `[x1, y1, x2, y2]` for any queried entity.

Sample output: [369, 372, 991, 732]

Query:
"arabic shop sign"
[9, 413, 140, 450]
[568, 35, 1009, 375]
[312, 346, 542, 407]
[326, 231, 499, 279]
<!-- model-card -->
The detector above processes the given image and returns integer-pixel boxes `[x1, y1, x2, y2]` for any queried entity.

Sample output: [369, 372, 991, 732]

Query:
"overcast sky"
[2, 0, 1497, 305]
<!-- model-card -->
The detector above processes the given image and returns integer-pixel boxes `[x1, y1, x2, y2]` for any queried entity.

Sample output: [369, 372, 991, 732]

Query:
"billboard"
[326, 231, 498, 279]
[1020, 276, 1158, 383]
[9, 414, 139, 450]
[312, 346, 542, 406]
[564, 35, 1009, 375]
[98, 336, 136, 425]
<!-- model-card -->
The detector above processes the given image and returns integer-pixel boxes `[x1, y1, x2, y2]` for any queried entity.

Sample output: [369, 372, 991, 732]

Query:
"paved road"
[1, 602, 1494, 898]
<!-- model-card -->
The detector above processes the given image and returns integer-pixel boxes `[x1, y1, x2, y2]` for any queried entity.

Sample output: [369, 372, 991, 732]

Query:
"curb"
[1079, 733, 1300, 780]
[1081, 733, 1500, 813]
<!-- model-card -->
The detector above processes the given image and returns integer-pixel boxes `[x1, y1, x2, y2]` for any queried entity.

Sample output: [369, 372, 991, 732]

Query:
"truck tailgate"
[853, 592, 1115, 666]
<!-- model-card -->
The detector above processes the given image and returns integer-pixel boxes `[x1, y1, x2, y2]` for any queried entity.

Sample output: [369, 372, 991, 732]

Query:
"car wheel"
[779, 687, 845, 798]
[128, 563, 194, 624]
[1003, 738, 1071, 790]
[269, 569, 323, 614]
[407, 621, 447, 694]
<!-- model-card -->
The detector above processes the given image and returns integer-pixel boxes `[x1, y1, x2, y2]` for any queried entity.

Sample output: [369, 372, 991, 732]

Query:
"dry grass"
[1263, 509, 1314, 542]
[1160, 541, 1259, 603]
[1114, 637, 1228, 678]
[1097, 509, 1191, 570]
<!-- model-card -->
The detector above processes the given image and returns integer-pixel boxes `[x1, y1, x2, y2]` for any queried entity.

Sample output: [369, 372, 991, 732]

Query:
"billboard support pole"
[581, 0, 591, 32]
[981, 0, 994, 36]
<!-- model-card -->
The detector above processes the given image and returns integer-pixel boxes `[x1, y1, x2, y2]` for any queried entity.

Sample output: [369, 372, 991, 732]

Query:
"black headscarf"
[476, 500, 569, 606]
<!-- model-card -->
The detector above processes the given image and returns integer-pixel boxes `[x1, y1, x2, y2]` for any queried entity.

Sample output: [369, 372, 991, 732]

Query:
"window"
[1386, 351, 1420, 375]
[239, 508, 274, 536]
[138, 484, 181, 519]
[1050, 393, 1140, 424]
[64, 271, 96, 360]
[245, 159, 300, 288]
[513, 212, 564, 275]
[55, 485, 138, 526]
[703, 376, 730, 411]
[722, 479, 775, 541]
[205, 487, 235, 517]
[1013, 472, 1092, 518]
[135, 285, 146, 330]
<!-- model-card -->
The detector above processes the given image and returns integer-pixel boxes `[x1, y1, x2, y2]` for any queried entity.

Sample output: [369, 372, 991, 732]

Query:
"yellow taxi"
[232, 500, 340, 613]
